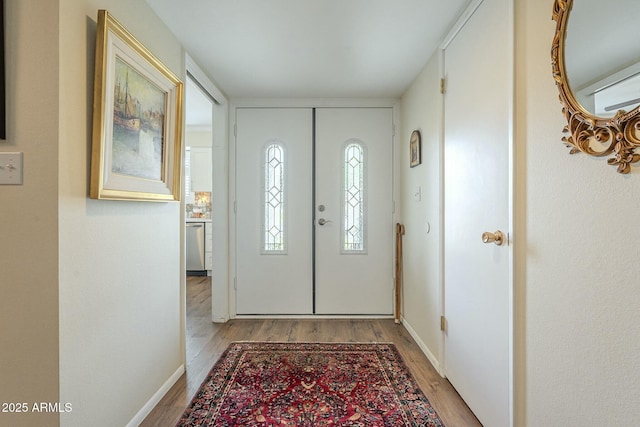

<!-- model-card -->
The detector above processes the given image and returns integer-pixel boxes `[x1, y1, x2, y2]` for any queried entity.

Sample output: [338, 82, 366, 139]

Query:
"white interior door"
[315, 108, 394, 314]
[443, 0, 512, 426]
[235, 108, 313, 314]
[235, 107, 393, 315]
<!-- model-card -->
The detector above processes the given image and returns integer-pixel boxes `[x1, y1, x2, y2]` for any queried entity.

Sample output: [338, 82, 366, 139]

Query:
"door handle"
[318, 218, 332, 226]
[482, 230, 505, 246]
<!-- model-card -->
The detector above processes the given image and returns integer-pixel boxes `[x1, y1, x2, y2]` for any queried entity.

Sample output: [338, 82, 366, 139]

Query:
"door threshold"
[234, 314, 394, 319]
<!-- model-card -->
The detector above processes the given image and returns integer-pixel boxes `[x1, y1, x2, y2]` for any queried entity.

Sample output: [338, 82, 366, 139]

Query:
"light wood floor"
[141, 276, 481, 426]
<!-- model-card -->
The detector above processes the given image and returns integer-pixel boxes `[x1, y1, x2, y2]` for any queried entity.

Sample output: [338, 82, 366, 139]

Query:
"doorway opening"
[185, 75, 214, 277]
[183, 56, 230, 324]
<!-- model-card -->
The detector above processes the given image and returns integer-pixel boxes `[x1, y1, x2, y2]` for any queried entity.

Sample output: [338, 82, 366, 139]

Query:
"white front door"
[443, 0, 512, 426]
[235, 108, 313, 314]
[235, 107, 393, 315]
[315, 108, 393, 315]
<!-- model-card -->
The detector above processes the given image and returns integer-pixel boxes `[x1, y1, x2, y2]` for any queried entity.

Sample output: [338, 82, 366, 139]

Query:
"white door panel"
[235, 108, 313, 314]
[443, 0, 512, 426]
[315, 108, 393, 315]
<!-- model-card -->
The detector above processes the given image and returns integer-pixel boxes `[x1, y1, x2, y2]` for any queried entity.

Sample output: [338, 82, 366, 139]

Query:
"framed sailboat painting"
[90, 10, 183, 201]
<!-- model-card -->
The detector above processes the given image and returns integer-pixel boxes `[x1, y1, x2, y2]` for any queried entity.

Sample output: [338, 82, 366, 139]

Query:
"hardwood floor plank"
[141, 277, 481, 426]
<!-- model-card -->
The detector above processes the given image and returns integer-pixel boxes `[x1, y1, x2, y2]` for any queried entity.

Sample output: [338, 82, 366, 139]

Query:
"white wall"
[185, 130, 213, 148]
[0, 1, 60, 426]
[58, 1, 184, 426]
[398, 52, 443, 370]
[516, 0, 640, 425]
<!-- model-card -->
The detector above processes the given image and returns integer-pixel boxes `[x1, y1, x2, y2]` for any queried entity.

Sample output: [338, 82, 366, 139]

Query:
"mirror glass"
[564, 0, 640, 118]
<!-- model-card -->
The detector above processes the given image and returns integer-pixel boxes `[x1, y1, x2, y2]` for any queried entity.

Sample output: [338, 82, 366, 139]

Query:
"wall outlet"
[0, 152, 24, 185]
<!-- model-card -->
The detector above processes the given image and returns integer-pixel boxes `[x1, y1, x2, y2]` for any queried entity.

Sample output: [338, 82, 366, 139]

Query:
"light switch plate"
[413, 186, 422, 202]
[0, 152, 24, 185]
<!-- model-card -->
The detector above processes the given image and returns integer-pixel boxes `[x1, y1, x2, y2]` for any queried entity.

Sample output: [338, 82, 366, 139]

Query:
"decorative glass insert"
[343, 141, 367, 253]
[263, 142, 286, 253]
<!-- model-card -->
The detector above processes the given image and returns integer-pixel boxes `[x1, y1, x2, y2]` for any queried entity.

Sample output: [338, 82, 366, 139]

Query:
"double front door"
[235, 107, 393, 315]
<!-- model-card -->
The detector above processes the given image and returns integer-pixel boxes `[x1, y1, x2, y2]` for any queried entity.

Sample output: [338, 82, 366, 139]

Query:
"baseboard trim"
[401, 317, 445, 377]
[126, 364, 185, 427]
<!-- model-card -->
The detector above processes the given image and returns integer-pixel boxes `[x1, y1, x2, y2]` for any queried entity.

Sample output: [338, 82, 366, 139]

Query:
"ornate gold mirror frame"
[551, 0, 640, 174]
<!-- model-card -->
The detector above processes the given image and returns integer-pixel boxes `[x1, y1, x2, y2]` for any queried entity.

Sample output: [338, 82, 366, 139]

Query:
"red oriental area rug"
[176, 342, 445, 426]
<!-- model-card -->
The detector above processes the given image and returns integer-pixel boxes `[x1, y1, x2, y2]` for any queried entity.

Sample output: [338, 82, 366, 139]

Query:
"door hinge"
[234, 200, 237, 213]
[440, 78, 446, 94]
[440, 315, 447, 332]
[234, 277, 237, 290]
[234, 123, 237, 137]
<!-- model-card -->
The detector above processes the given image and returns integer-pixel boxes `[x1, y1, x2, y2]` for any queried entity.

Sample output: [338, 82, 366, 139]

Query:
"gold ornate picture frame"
[91, 10, 183, 201]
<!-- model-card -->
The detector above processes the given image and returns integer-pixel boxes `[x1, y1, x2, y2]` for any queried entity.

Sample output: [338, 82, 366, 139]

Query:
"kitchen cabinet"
[190, 147, 212, 192]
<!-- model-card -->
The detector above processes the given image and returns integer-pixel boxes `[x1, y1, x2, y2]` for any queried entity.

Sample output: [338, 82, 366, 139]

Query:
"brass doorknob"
[482, 230, 505, 246]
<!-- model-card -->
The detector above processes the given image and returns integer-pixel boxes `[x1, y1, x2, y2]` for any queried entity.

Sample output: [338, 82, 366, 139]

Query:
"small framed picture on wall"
[410, 129, 421, 168]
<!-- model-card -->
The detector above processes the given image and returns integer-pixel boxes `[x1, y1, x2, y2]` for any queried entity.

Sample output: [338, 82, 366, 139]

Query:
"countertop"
[186, 218, 211, 223]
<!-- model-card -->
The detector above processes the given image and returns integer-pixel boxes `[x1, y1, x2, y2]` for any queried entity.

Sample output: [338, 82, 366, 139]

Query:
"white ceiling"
[146, 0, 469, 99]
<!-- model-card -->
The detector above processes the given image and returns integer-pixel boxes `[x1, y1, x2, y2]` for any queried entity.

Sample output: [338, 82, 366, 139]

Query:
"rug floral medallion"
[177, 342, 445, 426]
